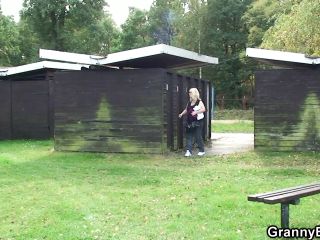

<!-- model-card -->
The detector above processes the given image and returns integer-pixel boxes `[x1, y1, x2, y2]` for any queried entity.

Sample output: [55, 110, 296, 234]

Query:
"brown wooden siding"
[177, 75, 184, 149]
[0, 80, 11, 139]
[164, 73, 211, 151]
[0, 70, 54, 139]
[54, 69, 211, 153]
[54, 69, 165, 153]
[255, 68, 320, 151]
[11, 80, 49, 139]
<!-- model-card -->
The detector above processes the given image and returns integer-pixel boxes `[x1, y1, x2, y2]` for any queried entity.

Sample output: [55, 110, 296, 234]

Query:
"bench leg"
[281, 203, 289, 228]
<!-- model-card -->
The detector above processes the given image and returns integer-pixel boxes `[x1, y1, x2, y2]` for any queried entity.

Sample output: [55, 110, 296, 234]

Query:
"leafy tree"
[238, 0, 280, 100]
[173, 0, 205, 50]
[16, 19, 41, 64]
[0, 14, 21, 66]
[64, 13, 120, 55]
[148, 0, 185, 44]
[242, 0, 278, 47]
[202, 0, 252, 103]
[172, 0, 207, 78]
[119, 7, 155, 51]
[262, 0, 320, 56]
[243, 0, 302, 47]
[21, 0, 108, 52]
[239, 0, 303, 101]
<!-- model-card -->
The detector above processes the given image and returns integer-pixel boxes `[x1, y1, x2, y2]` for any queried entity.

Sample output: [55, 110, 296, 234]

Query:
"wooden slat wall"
[179, 75, 189, 149]
[11, 79, 49, 139]
[165, 73, 173, 150]
[208, 81, 212, 139]
[47, 71, 55, 137]
[177, 75, 184, 149]
[255, 68, 320, 151]
[54, 69, 165, 153]
[166, 73, 211, 150]
[201, 80, 210, 140]
[0, 70, 52, 140]
[162, 72, 168, 151]
[0, 80, 11, 139]
[172, 74, 179, 150]
[166, 72, 179, 150]
[54, 69, 211, 153]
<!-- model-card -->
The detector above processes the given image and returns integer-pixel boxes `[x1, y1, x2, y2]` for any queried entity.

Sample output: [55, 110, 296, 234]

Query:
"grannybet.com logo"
[267, 225, 320, 239]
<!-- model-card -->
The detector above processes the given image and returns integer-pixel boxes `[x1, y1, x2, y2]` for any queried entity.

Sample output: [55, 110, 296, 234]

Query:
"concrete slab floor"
[207, 133, 254, 155]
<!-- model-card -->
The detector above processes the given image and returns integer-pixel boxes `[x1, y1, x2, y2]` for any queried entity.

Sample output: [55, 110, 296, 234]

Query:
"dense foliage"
[261, 0, 320, 56]
[0, 0, 318, 103]
[0, 15, 20, 65]
[119, 8, 154, 51]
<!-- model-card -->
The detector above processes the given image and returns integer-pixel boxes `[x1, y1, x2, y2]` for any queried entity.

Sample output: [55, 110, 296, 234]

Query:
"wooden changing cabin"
[40, 44, 218, 153]
[0, 61, 87, 139]
[247, 48, 320, 151]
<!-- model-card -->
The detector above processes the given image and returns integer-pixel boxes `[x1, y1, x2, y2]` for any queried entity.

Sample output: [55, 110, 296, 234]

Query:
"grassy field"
[212, 120, 254, 133]
[213, 109, 254, 120]
[0, 140, 319, 239]
[212, 109, 254, 133]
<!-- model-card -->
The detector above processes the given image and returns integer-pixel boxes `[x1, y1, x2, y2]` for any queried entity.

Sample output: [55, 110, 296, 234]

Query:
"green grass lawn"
[212, 120, 254, 133]
[213, 109, 254, 120]
[0, 140, 319, 239]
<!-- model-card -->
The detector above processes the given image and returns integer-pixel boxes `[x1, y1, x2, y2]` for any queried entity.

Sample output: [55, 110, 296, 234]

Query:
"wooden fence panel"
[0, 80, 11, 139]
[255, 69, 320, 151]
[54, 69, 165, 153]
[12, 80, 49, 139]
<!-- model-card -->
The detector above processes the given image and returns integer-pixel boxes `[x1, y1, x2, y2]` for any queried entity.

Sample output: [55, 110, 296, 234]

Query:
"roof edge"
[246, 48, 320, 65]
[39, 44, 219, 68]
[0, 61, 88, 77]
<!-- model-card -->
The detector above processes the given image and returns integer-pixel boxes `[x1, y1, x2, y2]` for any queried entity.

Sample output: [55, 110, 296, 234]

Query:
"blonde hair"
[189, 88, 201, 102]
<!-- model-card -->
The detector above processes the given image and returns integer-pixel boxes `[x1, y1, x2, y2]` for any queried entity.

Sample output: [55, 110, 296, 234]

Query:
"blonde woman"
[178, 88, 206, 157]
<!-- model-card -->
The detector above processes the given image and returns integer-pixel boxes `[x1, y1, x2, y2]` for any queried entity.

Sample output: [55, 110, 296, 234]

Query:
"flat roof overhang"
[39, 44, 218, 69]
[246, 48, 320, 68]
[0, 61, 89, 77]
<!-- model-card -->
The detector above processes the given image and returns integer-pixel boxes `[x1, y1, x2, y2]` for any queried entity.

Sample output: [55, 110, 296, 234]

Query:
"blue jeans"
[186, 120, 204, 153]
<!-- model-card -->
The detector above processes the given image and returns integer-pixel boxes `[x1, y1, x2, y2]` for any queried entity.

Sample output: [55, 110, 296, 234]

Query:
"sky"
[1, 0, 154, 27]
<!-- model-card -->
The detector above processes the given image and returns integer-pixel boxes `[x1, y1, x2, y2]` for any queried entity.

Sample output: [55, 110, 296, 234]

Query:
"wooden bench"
[248, 183, 320, 228]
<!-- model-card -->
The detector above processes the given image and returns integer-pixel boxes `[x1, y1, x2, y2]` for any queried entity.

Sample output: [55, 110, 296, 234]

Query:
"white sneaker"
[184, 150, 192, 157]
[197, 152, 205, 156]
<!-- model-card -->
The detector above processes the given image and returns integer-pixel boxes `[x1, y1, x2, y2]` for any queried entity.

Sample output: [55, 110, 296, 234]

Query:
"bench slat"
[265, 186, 320, 204]
[249, 183, 320, 199]
[248, 183, 320, 204]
